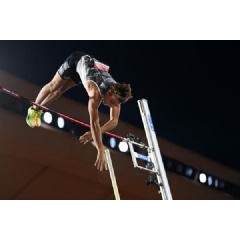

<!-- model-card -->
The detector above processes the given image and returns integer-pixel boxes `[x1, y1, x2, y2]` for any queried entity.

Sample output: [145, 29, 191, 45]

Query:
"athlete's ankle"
[32, 106, 40, 111]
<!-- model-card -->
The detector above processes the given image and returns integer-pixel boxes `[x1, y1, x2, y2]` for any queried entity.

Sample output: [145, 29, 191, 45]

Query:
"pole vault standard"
[0, 86, 172, 200]
[137, 99, 172, 200]
[125, 99, 173, 200]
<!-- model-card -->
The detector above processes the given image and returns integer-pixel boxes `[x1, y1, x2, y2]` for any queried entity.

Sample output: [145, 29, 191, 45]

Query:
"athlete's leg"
[34, 72, 77, 109]
[26, 73, 77, 128]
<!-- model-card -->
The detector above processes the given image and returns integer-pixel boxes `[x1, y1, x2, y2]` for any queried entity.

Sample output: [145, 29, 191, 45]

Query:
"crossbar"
[0, 86, 124, 140]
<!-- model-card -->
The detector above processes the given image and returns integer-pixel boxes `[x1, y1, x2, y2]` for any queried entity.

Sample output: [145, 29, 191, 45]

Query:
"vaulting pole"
[105, 149, 120, 200]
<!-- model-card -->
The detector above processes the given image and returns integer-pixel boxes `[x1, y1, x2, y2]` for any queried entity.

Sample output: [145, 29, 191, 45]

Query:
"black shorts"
[57, 51, 90, 84]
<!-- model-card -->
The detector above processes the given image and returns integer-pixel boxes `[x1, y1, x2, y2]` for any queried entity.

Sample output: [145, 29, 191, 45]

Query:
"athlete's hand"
[94, 149, 108, 171]
[79, 131, 92, 144]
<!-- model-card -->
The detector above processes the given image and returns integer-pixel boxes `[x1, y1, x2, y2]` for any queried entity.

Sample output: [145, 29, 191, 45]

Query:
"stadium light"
[43, 112, 52, 124]
[185, 167, 193, 177]
[199, 173, 207, 183]
[207, 176, 213, 186]
[109, 137, 117, 148]
[118, 141, 129, 152]
[215, 179, 219, 188]
[57, 117, 65, 129]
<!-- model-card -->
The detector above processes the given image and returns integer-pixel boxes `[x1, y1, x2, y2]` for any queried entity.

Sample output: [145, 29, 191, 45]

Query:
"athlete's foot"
[26, 106, 43, 128]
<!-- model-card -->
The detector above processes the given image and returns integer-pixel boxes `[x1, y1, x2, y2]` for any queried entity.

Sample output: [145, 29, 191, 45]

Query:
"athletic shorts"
[57, 51, 89, 84]
[57, 51, 111, 86]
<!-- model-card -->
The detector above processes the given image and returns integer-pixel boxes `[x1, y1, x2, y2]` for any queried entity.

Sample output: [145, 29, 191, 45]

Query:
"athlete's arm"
[85, 82, 108, 171]
[100, 104, 120, 133]
[79, 104, 120, 144]
[88, 97, 108, 170]
[88, 98, 103, 150]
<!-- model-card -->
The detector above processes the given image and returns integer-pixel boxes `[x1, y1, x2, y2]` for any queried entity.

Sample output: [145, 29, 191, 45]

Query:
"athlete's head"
[102, 83, 132, 108]
[109, 83, 132, 103]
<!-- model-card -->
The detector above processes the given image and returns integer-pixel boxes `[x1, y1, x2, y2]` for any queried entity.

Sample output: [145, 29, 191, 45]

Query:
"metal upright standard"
[126, 99, 172, 200]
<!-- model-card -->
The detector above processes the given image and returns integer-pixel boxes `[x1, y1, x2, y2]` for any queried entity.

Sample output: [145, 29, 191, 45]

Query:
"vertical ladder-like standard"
[137, 99, 172, 200]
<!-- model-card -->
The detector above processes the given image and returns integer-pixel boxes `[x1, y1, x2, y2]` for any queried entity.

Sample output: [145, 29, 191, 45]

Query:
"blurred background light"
[118, 141, 129, 152]
[199, 173, 207, 183]
[57, 117, 65, 128]
[43, 112, 52, 124]
[109, 137, 117, 148]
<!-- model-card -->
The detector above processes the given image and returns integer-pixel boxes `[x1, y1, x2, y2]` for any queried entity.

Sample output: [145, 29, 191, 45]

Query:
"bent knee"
[61, 80, 77, 93]
[45, 79, 65, 93]
[44, 82, 57, 93]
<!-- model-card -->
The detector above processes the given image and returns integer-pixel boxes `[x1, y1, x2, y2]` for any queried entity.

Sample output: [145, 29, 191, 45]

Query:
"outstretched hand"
[94, 149, 108, 171]
[79, 132, 108, 171]
[79, 131, 92, 144]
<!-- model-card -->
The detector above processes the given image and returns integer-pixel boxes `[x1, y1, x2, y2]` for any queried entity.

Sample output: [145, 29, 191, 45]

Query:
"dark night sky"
[0, 40, 239, 172]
